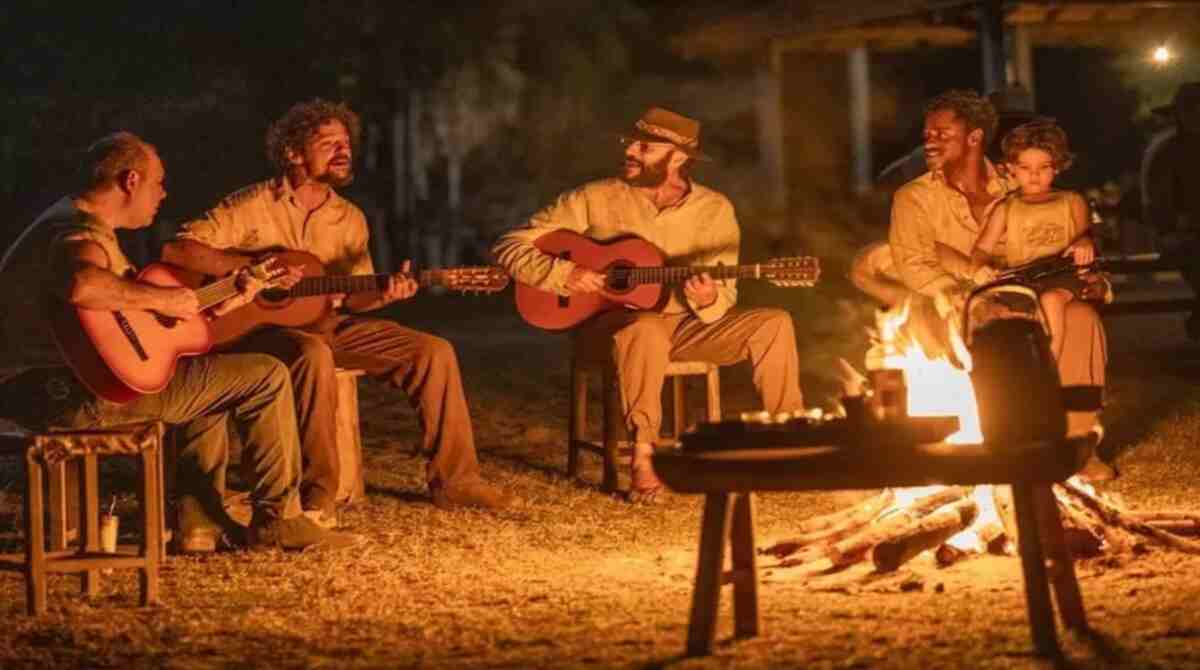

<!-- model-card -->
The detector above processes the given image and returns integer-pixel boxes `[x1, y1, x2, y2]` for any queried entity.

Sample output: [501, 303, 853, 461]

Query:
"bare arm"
[56, 240, 199, 318]
[971, 201, 1007, 272]
[162, 239, 253, 275]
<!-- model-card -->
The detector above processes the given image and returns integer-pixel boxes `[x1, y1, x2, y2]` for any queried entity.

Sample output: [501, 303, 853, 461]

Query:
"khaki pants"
[1059, 301, 1107, 437]
[230, 316, 480, 511]
[574, 308, 805, 444]
[4, 354, 302, 520]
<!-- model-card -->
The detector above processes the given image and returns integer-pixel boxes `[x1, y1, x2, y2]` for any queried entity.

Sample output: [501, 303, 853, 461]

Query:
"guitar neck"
[193, 275, 242, 311]
[618, 265, 765, 285]
[290, 271, 449, 297]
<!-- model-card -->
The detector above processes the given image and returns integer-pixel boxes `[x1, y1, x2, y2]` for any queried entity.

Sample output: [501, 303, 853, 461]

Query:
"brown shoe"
[247, 514, 361, 551]
[431, 478, 517, 511]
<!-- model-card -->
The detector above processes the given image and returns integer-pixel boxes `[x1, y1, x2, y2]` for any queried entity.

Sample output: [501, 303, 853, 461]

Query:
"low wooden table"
[654, 429, 1092, 658]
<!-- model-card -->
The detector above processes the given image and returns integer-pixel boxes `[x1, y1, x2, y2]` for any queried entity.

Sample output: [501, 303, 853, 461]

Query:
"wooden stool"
[568, 358, 721, 492]
[0, 423, 165, 615]
[333, 367, 367, 505]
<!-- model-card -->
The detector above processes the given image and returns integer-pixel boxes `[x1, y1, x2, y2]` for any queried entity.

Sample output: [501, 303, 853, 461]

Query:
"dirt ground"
[2, 294, 1200, 669]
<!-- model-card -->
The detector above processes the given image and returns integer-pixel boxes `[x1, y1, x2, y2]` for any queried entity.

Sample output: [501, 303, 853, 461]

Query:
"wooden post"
[754, 45, 788, 238]
[24, 450, 47, 615]
[672, 375, 686, 441]
[729, 493, 760, 639]
[1032, 484, 1086, 631]
[80, 453, 101, 597]
[705, 367, 721, 422]
[847, 45, 873, 194]
[601, 365, 623, 493]
[687, 493, 733, 656]
[139, 448, 161, 607]
[1011, 24, 1036, 107]
[979, 0, 1006, 94]
[1011, 481, 1060, 657]
[567, 362, 587, 479]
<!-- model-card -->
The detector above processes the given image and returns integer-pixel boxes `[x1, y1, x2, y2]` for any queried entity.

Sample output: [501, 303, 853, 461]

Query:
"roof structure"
[672, 0, 1200, 59]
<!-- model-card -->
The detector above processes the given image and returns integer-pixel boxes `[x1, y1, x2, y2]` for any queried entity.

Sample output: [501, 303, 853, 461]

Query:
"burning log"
[1126, 511, 1200, 536]
[1060, 480, 1200, 554]
[762, 490, 895, 559]
[992, 486, 1018, 544]
[872, 497, 978, 572]
[827, 487, 969, 568]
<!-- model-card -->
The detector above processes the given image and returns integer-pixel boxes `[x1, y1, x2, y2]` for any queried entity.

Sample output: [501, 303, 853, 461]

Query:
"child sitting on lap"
[971, 119, 1095, 359]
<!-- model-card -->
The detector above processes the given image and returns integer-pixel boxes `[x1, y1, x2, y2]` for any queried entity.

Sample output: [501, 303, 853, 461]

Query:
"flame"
[872, 301, 983, 444]
[869, 299, 997, 554]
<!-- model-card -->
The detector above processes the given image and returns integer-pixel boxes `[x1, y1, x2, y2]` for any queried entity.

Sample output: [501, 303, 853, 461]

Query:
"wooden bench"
[654, 431, 1092, 658]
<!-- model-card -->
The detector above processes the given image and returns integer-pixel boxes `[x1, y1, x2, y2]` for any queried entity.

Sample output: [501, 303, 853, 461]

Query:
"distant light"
[1152, 45, 1173, 64]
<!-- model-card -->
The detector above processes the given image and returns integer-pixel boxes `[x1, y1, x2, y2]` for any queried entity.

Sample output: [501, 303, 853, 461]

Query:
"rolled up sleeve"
[176, 198, 252, 250]
[491, 188, 591, 296]
[889, 186, 956, 297]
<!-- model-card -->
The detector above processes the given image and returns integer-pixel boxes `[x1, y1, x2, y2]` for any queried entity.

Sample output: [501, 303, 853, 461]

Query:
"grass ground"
[2, 291, 1200, 669]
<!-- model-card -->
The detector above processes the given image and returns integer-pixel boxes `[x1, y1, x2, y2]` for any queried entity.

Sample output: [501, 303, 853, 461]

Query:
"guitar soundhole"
[606, 262, 634, 293]
[261, 288, 289, 303]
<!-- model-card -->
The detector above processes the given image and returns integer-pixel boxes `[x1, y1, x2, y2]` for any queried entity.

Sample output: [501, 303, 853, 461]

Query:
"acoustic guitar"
[50, 258, 284, 404]
[515, 230, 820, 331]
[202, 249, 510, 347]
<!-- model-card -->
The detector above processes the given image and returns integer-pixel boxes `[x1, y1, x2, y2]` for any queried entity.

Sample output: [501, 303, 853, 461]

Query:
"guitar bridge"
[112, 311, 150, 362]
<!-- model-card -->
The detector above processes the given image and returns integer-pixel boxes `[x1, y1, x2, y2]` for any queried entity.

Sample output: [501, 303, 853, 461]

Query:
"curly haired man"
[163, 100, 516, 518]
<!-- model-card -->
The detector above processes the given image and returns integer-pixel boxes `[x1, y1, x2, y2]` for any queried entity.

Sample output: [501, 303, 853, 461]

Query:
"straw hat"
[621, 107, 713, 162]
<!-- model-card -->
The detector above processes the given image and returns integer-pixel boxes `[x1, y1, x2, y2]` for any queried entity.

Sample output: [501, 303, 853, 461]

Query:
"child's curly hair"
[1001, 119, 1074, 171]
[264, 99, 361, 173]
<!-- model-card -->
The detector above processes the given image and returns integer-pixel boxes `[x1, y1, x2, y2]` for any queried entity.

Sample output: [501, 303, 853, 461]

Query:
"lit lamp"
[1152, 45, 1173, 65]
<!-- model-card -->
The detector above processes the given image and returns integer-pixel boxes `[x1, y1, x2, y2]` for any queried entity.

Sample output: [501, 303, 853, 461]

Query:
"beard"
[317, 161, 355, 188]
[622, 152, 671, 188]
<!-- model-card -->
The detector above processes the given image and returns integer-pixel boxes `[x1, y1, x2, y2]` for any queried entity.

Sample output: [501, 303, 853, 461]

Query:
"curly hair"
[264, 99, 361, 173]
[925, 89, 999, 146]
[1000, 119, 1074, 171]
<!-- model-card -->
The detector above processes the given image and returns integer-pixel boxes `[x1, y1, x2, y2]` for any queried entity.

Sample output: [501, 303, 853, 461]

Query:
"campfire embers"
[762, 297, 1200, 580]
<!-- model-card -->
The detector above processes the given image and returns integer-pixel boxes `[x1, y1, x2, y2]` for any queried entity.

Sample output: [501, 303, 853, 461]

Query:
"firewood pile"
[761, 480, 1200, 576]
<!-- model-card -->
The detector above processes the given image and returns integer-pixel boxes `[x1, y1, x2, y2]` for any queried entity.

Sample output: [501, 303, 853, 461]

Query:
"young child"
[971, 119, 1095, 359]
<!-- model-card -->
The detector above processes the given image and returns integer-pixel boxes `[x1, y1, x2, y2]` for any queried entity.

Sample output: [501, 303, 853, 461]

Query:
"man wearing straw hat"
[493, 107, 806, 503]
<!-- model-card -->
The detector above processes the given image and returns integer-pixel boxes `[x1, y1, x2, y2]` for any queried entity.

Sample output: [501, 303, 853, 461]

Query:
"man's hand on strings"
[381, 260, 420, 305]
[211, 267, 269, 317]
[684, 272, 718, 309]
[565, 265, 606, 294]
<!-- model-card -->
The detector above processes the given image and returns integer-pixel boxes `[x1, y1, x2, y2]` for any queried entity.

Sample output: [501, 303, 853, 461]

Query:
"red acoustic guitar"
[202, 249, 510, 347]
[515, 230, 820, 331]
[50, 258, 283, 404]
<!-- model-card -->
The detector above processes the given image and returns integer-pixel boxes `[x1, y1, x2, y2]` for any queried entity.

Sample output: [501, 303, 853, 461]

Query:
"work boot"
[302, 503, 340, 530]
[1076, 425, 1118, 483]
[176, 494, 235, 553]
[246, 513, 360, 551]
[430, 477, 517, 511]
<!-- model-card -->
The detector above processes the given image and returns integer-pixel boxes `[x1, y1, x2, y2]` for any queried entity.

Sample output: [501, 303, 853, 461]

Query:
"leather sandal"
[628, 443, 664, 504]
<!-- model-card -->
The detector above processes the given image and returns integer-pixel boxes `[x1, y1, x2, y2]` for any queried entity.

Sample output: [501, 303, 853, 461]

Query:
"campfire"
[762, 300, 1200, 575]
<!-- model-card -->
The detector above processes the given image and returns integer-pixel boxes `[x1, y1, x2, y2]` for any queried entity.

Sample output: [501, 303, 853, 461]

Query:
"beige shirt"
[177, 177, 373, 275]
[1001, 192, 1083, 267]
[889, 162, 1014, 296]
[0, 197, 136, 378]
[491, 177, 739, 323]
